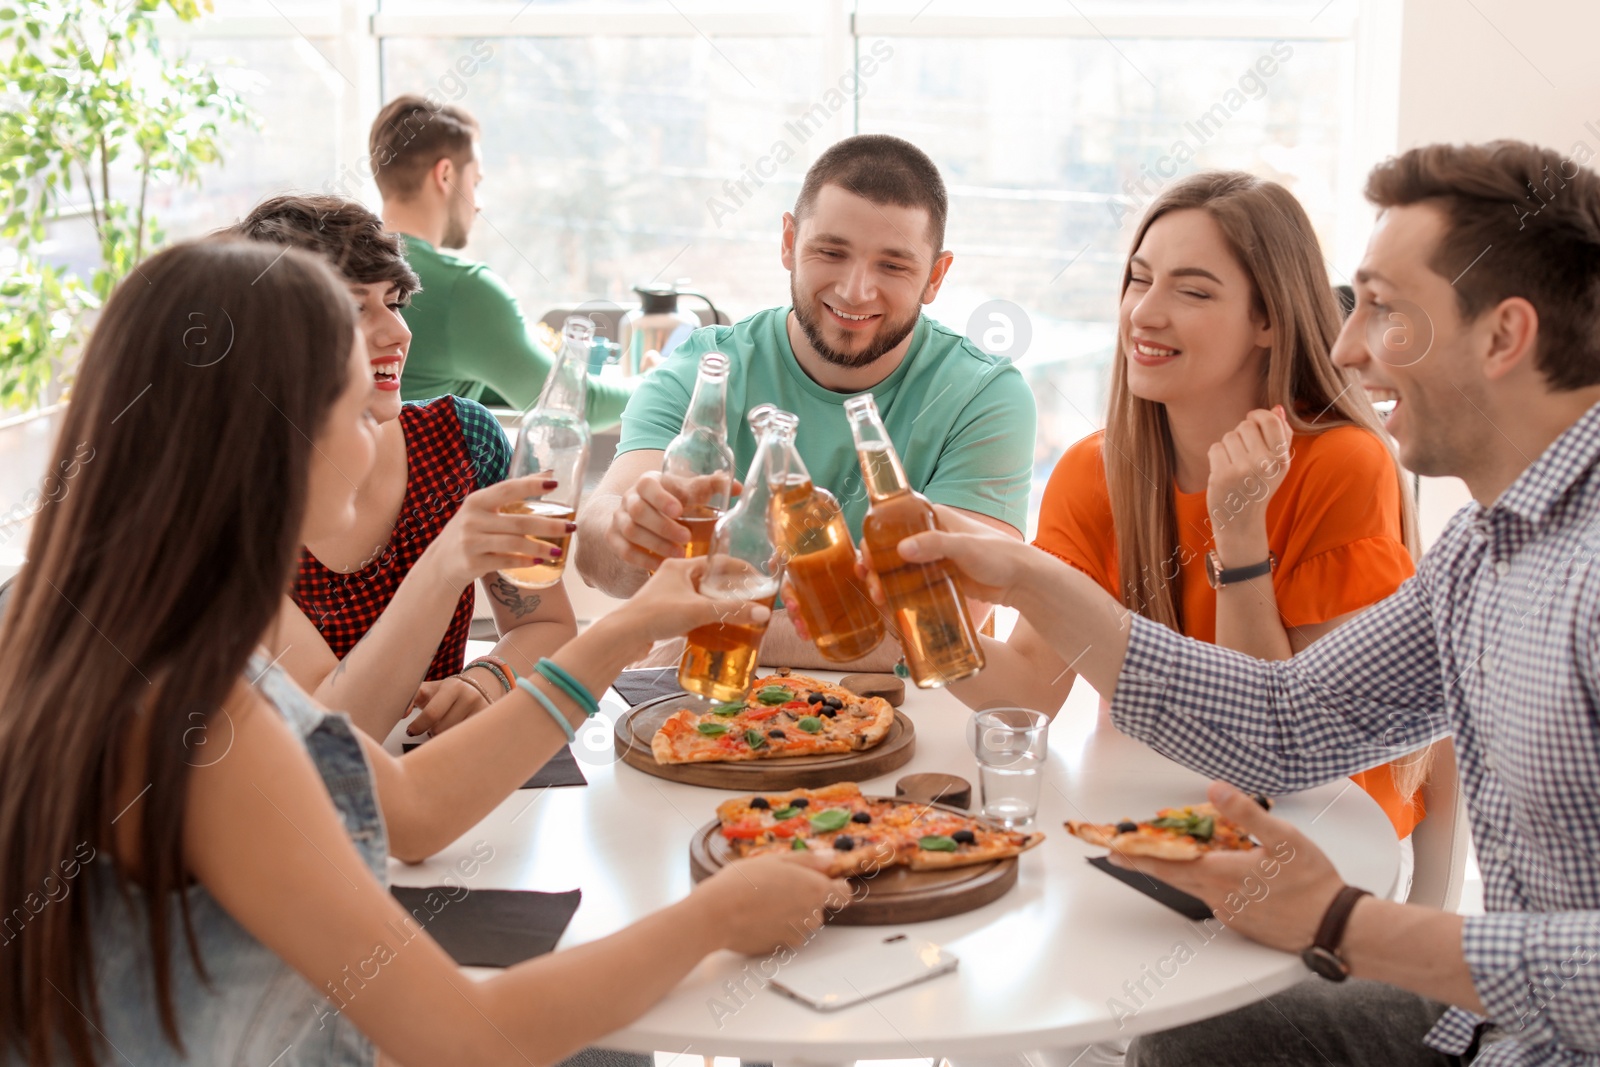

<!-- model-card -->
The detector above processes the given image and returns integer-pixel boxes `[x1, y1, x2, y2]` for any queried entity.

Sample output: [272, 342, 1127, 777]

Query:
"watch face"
[1204, 551, 1221, 589]
[1301, 946, 1350, 982]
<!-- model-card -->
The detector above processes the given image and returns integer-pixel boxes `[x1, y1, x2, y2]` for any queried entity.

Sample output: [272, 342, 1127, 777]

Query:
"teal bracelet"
[467, 659, 513, 695]
[516, 677, 575, 743]
[535, 658, 599, 717]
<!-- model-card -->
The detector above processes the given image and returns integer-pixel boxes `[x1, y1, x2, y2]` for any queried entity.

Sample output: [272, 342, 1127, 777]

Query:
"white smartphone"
[768, 930, 959, 1011]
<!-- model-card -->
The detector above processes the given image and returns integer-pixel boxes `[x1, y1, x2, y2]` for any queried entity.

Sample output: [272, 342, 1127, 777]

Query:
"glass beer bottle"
[498, 316, 593, 590]
[677, 412, 786, 703]
[844, 394, 984, 687]
[753, 406, 886, 662]
[660, 352, 734, 559]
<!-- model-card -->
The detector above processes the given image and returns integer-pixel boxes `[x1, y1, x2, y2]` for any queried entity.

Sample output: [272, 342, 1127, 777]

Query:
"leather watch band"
[1205, 551, 1277, 589]
[1301, 885, 1372, 981]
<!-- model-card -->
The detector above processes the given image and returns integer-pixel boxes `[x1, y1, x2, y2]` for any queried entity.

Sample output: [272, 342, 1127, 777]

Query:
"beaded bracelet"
[454, 670, 496, 706]
[534, 658, 600, 717]
[516, 676, 575, 743]
[472, 654, 517, 691]
[465, 657, 513, 695]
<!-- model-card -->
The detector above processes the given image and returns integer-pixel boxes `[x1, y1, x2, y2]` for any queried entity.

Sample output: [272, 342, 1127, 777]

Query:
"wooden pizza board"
[614, 691, 916, 789]
[687, 798, 1021, 925]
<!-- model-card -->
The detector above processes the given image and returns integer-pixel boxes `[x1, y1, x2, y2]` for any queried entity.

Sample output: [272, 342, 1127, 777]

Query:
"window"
[147, 0, 1386, 532]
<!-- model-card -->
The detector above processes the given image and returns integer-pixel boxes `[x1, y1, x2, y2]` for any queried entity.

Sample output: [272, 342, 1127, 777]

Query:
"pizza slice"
[652, 671, 895, 765]
[1066, 798, 1269, 861]
[715, 783, 1045, 877]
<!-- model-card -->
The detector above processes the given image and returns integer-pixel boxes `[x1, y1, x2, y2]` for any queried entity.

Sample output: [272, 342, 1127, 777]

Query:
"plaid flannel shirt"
[1113, 401, 1600, 1065]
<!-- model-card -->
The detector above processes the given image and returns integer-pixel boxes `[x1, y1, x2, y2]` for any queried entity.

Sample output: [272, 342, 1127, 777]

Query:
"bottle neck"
[682, 370, 728, 439]
[537, 336, 590, 416]
[847, 409, 910, 501]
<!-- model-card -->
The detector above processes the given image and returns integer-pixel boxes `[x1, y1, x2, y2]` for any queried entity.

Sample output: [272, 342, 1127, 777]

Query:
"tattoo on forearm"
[487, 574, 544, 619]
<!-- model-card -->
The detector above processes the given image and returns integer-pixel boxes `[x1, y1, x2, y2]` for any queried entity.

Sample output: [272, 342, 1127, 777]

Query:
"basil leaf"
[797, 716, 823, 734]
[809, 808, 851, 833]
[1190, 816, 1215, 842]
[1149, 816, 1191, 831]
[919, 835, 957, 852]
[695, 722, 729, 736]
[772, 806, 799, 820]
[756, 686, 795, 705]
[745, 728, 766, 749]
[711, 703, 744, 717]
[792, 836, 808, 850]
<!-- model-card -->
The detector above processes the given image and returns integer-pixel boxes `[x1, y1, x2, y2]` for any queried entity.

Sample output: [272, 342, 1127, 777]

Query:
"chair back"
[1405, 738, 1469, 910]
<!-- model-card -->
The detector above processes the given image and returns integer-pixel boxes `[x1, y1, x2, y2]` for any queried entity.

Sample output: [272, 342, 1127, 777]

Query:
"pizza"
[651, 670, 895, 765]
[715, 783, 1045, 877]
[1066, 798, 1270, 861]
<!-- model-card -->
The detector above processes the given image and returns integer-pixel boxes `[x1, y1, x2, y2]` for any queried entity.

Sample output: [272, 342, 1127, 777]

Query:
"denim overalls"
[81, 656, 383, 1065]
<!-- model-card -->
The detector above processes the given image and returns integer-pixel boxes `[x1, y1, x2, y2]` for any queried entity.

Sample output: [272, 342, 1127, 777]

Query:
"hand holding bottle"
[420, 473, 574, 591]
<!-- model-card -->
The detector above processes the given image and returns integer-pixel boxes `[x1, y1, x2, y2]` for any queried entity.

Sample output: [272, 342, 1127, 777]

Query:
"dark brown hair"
[368, 94, 480, 202]
[231, 193, 420, 299]
[1366, 140, 1600, 390]
[795, 134, 949, 256]
[0, 240, 356, 1066]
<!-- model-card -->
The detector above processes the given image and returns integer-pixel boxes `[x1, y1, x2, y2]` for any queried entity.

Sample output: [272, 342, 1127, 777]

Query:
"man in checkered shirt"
[903, 140, 1600, 1065]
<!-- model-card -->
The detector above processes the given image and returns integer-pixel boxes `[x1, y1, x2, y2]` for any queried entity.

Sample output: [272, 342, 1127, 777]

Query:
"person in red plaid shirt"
[232, 195, 578, 741]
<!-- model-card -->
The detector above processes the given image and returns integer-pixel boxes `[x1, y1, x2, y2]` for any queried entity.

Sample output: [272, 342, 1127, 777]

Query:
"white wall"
[1388, 0, 1600, 539]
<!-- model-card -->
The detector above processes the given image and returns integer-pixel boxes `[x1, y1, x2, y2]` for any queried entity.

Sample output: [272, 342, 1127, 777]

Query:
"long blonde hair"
[1104, 171, 1427, 797]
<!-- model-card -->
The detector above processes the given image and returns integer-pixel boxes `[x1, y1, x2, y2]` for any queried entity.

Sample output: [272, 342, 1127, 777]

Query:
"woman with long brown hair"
[0, 239, 839, 1067]
[953, 171, 1429, 842]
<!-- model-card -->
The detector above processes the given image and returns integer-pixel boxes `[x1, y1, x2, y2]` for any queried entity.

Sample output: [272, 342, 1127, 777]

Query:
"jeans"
[1128, 978, 1469, 1067]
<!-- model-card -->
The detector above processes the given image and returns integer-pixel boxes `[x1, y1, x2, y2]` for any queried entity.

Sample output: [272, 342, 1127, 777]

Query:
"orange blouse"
[1035, 425, 1423, 838]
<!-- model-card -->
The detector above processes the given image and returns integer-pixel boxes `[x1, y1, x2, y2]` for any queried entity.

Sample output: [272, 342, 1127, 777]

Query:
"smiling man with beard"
[577, 134, 1036, 671]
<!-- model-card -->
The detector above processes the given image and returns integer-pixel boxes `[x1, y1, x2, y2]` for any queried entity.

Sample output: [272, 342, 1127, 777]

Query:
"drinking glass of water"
[968, 708, 1049, 827]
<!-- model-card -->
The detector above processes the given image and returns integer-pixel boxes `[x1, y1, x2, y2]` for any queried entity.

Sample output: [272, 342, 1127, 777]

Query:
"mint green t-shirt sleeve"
[921, 366, 1037, 535]
[615, 330, 715, 455]
[446, 266, 634, 430]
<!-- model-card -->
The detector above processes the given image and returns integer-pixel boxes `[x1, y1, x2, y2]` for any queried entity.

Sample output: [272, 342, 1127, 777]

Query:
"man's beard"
[441, 202, 472, 249]
[790, 277, 920, 370]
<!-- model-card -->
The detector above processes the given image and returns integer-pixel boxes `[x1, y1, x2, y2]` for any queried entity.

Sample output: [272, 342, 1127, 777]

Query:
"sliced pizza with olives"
[651, 671, 895, 765]
[1066, 798, 1270, 861]
[715, 783, 1045, 878]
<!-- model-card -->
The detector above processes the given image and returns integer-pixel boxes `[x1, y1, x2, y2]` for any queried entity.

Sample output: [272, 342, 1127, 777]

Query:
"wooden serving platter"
[614, 691, 916, 789]
[687, 798, 1021, 925]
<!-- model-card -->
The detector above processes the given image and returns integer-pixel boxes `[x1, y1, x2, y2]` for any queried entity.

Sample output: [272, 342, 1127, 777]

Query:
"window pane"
[152, 36, 343, 240]
[381, 35, 832, 322]
[861, 35, 1351, 525]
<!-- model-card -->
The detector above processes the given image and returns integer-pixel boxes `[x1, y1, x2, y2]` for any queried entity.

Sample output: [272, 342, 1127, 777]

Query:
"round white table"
[388, 672, 1398, 1064]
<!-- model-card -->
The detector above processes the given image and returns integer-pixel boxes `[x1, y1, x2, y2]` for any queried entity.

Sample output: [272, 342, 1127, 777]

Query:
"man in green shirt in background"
[576, 134, 1036, 671]
[369, 94, 632, 427]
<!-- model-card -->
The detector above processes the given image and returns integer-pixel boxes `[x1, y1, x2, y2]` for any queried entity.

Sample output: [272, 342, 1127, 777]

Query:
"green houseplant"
[0, 0, 252, 409]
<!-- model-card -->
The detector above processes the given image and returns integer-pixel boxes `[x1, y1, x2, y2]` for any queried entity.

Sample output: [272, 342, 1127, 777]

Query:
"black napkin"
[610, 666, 686, 708]
[390, 886, 581, 967]
[401, 742, 588, 789]
[1088, 856, 1214, 921]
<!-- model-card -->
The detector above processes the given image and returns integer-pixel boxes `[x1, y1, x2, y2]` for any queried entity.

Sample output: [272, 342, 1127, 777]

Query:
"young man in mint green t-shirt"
[576, 134, 1037, 672]
[370, 95, 631, 426]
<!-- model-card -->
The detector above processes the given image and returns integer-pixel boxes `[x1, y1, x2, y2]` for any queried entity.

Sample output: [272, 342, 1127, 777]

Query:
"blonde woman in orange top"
[953, 171, 1429, 839]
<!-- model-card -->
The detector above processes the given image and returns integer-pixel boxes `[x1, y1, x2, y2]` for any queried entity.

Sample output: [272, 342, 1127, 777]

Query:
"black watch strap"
[1301, 885, 1371, 981]
[1206, 551, 1277, 589]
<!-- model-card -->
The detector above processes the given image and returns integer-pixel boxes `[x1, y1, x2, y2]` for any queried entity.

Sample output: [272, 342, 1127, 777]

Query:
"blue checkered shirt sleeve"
[1112, 575, 1449, 793]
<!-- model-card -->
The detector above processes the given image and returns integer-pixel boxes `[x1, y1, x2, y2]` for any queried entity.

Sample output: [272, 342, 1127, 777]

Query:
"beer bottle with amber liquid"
[751, 404, 886, 662]
[678, 410, 786, 703]
[660, 352, 734, 559]
[844, 394, 984, 687]
[498, 316, 592, 589]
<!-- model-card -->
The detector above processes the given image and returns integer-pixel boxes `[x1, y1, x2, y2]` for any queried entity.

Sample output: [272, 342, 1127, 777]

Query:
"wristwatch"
[1301, 885, 1371, 981]
[1205, 550, 1277, 589]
